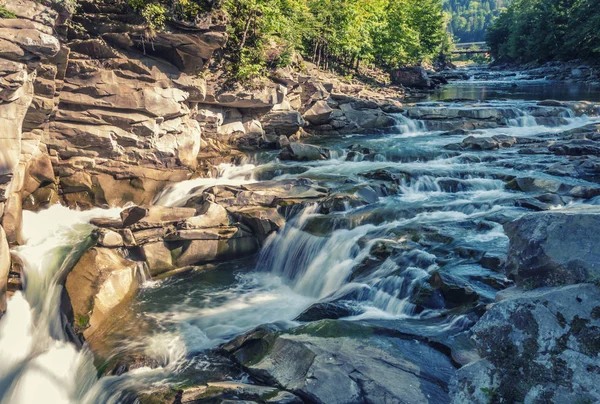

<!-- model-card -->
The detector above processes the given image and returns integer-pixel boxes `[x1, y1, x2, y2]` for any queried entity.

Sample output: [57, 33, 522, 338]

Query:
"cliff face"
[0, 0, 404, 312]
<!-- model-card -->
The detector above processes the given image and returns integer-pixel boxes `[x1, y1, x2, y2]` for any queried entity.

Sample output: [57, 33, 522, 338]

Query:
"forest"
[486, 0, 600, 63]
[443, 0, 511, 43]
[128, 0, 450, 80]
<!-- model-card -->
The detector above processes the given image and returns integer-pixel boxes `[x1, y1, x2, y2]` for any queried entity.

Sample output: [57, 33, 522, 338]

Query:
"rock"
[460, 136, 498, 151]
[224, 320, 456, 404]
[504, 207, 600, 288]
[304, 100, 333, 125]
[262, 110, 305, 138]
[391, 67, 433, 89]
[0, 226, 10, 313]
[358, 169, 400, 183]
[295, 301, 361, 322]
[279, 142, 329, 161]
[182, 201, 230, 228]
[22, 183, 59, 211]
[95, 229, 124, 248]
[120, 206, 196, 228]
[1, 194, 22, 245]
[142, 241, 174, 276]
[65, 247, 139, 339]
[228, 207, 285, 240]
[174, 228, 259, 267]
[451, 284, 600, 404]
[121, 206, 149, 227]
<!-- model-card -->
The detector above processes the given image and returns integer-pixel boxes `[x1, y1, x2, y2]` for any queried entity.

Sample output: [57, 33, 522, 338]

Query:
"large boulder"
[65, 247, 140, 340]
[391, 67, 433, 89]
[223, 320, 456, 404]
[504, 207, 600, 288]
[451, 284, 600, 403]
[303, 100, 333, 125]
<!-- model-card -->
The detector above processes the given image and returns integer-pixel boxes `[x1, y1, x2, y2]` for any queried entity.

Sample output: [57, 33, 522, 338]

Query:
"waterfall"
[0, 206, 121, 404]
[154, 163, 257, 207]
[393, 114, 426, 135]
[507, 109, 537, 127]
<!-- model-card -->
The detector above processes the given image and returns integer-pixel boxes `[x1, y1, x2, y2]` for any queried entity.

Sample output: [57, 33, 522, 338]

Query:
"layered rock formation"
[0, 0, 405, 315]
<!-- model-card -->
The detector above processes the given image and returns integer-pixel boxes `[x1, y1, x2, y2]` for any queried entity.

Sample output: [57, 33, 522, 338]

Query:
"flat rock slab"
[224, 320, 456, 404]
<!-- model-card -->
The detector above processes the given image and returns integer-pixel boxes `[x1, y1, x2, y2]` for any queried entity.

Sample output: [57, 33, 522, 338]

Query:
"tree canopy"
[486, 0, 600, 63]
[224, 0, 450, 79]
[444, 0, 512, 43]
[127, 0, 450, 80]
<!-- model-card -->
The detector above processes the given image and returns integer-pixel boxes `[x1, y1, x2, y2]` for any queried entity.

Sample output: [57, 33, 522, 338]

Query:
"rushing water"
[1, 71, 600, 402]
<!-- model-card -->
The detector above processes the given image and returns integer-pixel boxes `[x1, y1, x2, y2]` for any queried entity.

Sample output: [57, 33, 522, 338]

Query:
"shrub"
[0, 5, 17, 18]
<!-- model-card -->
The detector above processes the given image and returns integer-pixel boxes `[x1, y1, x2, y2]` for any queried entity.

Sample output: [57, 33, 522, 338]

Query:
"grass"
[0, 5, 17, 18]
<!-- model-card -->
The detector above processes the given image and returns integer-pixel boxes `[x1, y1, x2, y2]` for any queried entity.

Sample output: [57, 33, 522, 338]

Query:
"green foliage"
[443, 0, 512, 42]
[486, 0, 600, 63]
[0, 6, 16, 19]
[141, 3, 168, 30]
[127, 0, 216, 28]
[223, 0, 451, 81]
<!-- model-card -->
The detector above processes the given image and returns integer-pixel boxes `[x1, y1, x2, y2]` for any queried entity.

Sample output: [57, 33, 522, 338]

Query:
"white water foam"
[154, 163, 257, 207]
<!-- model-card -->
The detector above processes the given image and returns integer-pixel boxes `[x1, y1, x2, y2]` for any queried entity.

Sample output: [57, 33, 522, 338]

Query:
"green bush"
[0, 5, 17, 18]
[141, 3, 168, 30]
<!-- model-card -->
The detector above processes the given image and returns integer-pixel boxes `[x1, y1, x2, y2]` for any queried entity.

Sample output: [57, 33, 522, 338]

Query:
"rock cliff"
[0, 0, 404, 313]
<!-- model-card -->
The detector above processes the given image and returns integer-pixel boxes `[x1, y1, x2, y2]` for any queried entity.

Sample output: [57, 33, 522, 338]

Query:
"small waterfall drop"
[154, 163, 257, 207]
[393, 114, 426, 135]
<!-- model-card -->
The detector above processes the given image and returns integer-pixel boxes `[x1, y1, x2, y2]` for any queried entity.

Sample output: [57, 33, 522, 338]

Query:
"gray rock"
[451, 284, 600, 404]
[224, 320, 456, 404]
[504, 207, 600, 288]
[304, 100, 333, 125]
[279, 142, 329, 161]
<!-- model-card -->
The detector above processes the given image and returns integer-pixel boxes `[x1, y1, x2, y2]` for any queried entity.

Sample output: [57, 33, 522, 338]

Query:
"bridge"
[451, 42, 489, 55]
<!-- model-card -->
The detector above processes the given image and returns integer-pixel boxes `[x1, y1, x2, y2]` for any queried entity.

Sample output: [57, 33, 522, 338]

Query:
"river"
[1, 69, 600, 402]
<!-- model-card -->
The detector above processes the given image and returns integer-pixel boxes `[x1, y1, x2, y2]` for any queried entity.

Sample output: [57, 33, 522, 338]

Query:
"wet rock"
[0, 226, 9, 313]
[142, 241, 175, 276]
[224, 320, 456, 404]
[174, 228, 260, 267]
[358, 168, 400, 183]
[549, 139, 600, 156]
[451, 284, 600, 404]
[1, 194, 22, 245]
[295, 301, 361, 322]
[504, 207, 600, 288]
[22, 183, 60, 211]
[94, 228, 124, 248]
[318, 194, 366, 214]
[227, 207, 285, 241]
[279, 142, 329, 161]
[65, 247, 139, 339]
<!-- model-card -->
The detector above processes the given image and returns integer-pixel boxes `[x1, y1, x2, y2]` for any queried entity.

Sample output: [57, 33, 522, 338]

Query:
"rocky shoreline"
[1, 1, 600, 403]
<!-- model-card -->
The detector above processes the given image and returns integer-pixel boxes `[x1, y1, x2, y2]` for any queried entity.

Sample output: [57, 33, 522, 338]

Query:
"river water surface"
[1, 70, 600, 402]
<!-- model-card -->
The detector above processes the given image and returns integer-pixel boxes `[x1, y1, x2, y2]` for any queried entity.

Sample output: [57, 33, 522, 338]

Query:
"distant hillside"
[443, 0, 512, 43]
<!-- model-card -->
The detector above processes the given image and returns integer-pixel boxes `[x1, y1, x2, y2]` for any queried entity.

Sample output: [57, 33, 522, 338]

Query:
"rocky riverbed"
[1, 1, 600, 403]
